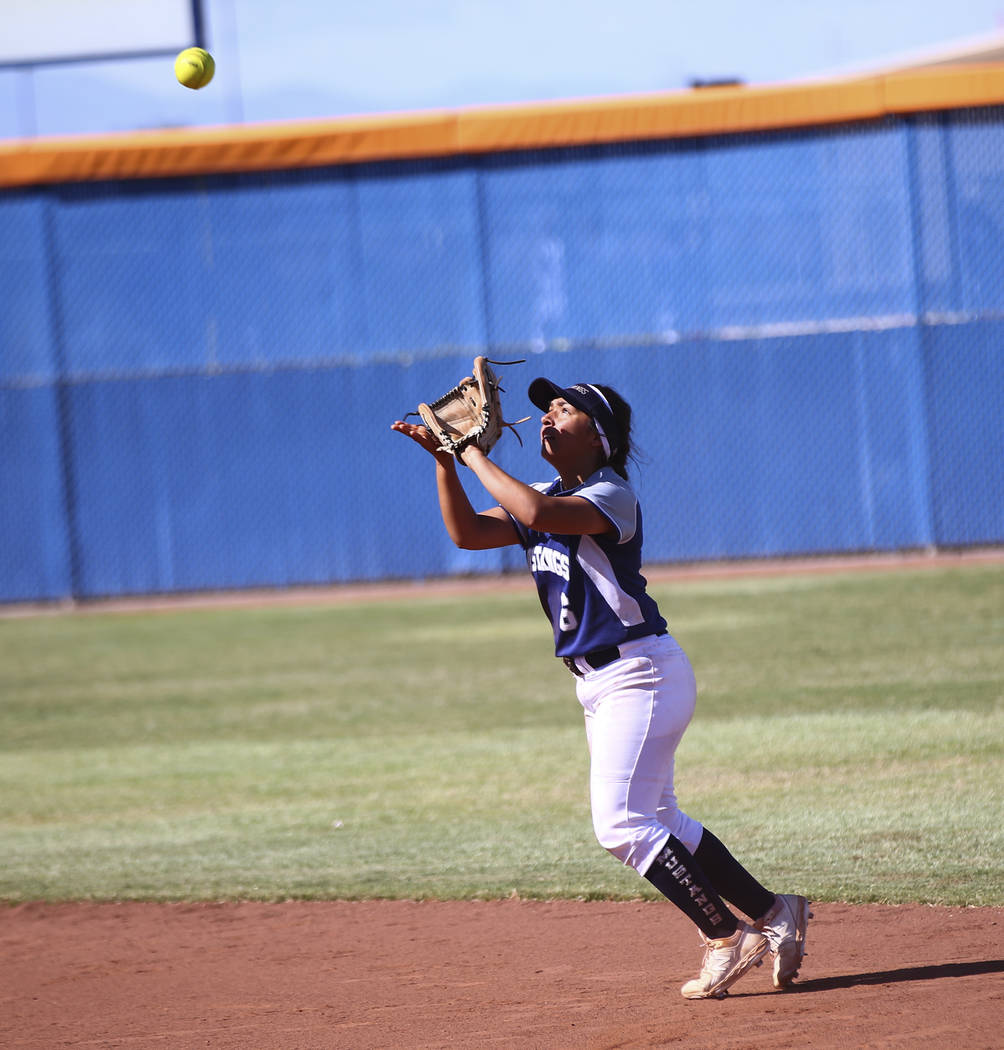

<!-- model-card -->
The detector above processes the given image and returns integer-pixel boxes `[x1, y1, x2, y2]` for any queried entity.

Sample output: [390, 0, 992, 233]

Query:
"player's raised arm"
[458, 445, 613, 536]
[391, 420, 518, 549]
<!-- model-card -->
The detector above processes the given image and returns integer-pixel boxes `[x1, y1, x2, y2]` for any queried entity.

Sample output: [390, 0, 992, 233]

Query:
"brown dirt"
[4, 899, 1002, 1049]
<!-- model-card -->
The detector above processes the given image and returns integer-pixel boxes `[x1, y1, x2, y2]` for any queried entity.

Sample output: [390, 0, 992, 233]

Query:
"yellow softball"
[174, 47, 215, 90]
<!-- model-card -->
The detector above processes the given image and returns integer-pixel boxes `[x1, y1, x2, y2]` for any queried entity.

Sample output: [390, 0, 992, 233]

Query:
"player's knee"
[656, 807, 704, 856]
[592, 815, 648, 869]
[595, 828, 630, 864]
[593, 808, 704, 870]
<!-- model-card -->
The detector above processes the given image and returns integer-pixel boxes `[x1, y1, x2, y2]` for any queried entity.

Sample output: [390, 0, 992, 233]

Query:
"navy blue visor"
[528, 378, 620, 459]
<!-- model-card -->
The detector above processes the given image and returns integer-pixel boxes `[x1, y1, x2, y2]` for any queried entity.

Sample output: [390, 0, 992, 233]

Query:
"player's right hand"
[391, 420, 455, 462]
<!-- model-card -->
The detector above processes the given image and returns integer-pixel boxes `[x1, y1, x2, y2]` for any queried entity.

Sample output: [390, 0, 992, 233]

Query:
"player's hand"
[455, 443, 487, 470]
[391, 420, 455, 463]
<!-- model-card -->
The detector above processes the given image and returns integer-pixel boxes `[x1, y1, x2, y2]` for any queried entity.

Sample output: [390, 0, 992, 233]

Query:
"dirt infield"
[5, 899, 1002, 1049]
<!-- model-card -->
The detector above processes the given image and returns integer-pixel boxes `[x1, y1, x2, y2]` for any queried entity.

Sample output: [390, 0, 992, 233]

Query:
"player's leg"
[654, 780, 775, 920]
[692, 827, 774, 919]
[646, 692, 811, 987]
[692, 828, 811, 988]
[579, 641, 767, 998]
[644, 835, 770, 999]
[580, 644, 701, 876]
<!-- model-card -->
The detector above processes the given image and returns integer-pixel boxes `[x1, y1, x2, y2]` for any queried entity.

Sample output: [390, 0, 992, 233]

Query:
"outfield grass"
[1, 561, 1001, 905]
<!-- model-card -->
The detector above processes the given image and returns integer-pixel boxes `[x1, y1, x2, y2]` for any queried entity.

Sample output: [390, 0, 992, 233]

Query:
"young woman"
[392, 377, 810, 1000]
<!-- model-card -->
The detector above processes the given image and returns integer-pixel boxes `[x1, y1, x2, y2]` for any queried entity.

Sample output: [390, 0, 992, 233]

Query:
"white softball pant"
[576, 633, 704, 875]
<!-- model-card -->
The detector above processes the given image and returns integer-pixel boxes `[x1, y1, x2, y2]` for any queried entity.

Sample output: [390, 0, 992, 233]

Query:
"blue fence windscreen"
[2, 109, 1003, 601]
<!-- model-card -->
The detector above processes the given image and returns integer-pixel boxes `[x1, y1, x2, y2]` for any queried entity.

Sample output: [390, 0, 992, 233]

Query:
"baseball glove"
[411, 356, 529, 457]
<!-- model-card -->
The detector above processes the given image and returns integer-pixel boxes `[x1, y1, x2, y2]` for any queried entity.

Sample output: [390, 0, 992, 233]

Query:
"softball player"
[392, 377, 810, 999]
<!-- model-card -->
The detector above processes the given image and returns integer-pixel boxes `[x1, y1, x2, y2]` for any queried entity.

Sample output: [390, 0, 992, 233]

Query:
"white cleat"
[680, 923, 769, 1000]
[757, 893, 812, 988]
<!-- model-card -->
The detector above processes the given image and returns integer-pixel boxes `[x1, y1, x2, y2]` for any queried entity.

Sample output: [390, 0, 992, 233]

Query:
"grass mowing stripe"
[1, 709, 999, 903]
[0, 562, 1001, 903]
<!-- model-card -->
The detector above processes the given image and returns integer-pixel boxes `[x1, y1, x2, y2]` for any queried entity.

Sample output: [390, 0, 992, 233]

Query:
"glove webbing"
[407, 357, 530, 449]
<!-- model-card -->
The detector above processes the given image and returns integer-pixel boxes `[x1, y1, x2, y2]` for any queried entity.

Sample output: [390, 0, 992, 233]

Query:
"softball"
[174, 47, 215, 90]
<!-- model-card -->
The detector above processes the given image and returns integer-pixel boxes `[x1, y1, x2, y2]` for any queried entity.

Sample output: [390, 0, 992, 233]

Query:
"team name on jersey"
[530, 544, 570, 581]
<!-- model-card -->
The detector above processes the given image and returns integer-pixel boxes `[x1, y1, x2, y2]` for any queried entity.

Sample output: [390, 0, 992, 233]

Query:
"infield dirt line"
[2, 546, 1001, 619]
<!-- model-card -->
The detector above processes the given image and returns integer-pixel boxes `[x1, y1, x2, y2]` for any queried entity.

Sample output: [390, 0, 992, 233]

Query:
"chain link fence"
[2, 109, 1002, 601]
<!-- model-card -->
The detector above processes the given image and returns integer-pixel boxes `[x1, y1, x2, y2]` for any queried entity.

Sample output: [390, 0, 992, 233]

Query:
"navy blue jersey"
[505, 468, 667, 658]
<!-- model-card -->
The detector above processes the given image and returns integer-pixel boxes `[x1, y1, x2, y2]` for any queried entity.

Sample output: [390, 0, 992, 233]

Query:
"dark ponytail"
[593, 384, 634, 479]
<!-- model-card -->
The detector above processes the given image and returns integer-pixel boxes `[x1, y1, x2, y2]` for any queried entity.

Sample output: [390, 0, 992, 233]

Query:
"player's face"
[540, 398, 602, 465]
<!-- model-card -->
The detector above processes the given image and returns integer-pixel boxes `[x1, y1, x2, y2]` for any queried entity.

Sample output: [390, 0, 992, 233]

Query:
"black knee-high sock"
[644, 835, 739, 939]
[693, 828, 775, 922]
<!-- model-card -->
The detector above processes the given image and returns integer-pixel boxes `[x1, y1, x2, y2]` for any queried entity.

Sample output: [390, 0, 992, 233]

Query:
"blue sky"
[1, 0, 1003, 139]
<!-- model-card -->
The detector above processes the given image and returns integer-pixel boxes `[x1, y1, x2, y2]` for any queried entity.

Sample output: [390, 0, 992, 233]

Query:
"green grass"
[1, 561, 1001, 905]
